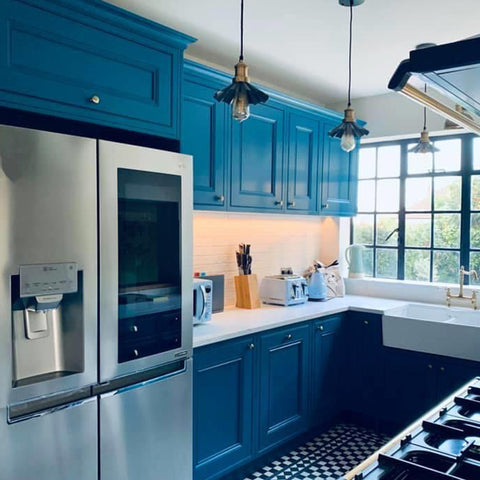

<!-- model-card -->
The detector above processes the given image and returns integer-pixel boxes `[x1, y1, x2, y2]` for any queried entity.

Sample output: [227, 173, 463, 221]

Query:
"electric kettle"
[308, 263, 328, 301]
[345, 244, 365, 278]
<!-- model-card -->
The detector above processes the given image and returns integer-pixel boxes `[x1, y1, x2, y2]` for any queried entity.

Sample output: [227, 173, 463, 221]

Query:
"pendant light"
[409, 84, 439, 154]
[214, 0, 268, 122]
[329, 0, 369, 153]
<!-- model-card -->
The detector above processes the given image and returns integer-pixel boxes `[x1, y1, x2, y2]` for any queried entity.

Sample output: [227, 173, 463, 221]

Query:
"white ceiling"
[106, 0, 480, 105]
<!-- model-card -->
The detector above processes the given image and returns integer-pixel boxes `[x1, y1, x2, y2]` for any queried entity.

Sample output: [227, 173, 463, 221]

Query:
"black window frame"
[351, 132, 480, 284]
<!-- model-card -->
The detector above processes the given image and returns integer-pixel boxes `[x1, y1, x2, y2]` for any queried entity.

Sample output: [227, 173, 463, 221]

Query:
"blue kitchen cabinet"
[182, 65, 228, 209]
[230, 102, 285, 211]
[0, 0, 194, 138]
[311, 315, 346, 426]
[319, 121, 359, 216]
[286, 111, 320, 213]
[257, 323, 310, 454]
[193, 336, 255, 480]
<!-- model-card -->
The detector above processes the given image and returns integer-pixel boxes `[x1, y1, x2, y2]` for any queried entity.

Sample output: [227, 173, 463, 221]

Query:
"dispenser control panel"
[19, 263, 78, 297]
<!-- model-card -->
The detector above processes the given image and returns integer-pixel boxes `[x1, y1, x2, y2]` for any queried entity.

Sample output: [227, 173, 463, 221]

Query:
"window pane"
[405, 250, 430, 282]
[405, 177, 432, 211]
[357, 180, 375, 212]
[434, 214, 460, 248]
[472, 175, 480, 210]
[358, 148, 376, 179]
[470, 252, 480, 285]
[376, 248, 397, 278]
[433, 250, 460, 283]
[377, 145, 400, 178]
[353, 214, 374, 245]
[376, 179, 399, 212]
[364, 248, 374, 277]
[474, 138, 480, 170]
[471, 213, 480, 249]
[406, 214, 431, 247]
[376, 214, 398, 246]
[408, 148, 433, 174]
[434, 139, 461, 172]
[434, 176, 461, 210]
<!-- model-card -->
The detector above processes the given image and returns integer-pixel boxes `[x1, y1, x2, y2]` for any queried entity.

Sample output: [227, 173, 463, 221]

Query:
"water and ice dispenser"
[11, 263, 85, 387]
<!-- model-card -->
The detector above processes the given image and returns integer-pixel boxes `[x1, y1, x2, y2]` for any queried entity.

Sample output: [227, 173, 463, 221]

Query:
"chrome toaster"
[259, 275, 308, 306]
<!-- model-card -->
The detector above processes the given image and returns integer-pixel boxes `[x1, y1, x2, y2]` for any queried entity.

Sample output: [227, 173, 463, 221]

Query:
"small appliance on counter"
[308, 263, 328, 302]
[202, 275, 225, 313]
[259, 275, 308, 306]
[193, 278, 213, 325]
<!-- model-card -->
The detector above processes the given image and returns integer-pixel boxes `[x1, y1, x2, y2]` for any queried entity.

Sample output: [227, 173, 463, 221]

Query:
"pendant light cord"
[347, 0, 353, 107]
[240, 0, 244, 61]
[423, 84, 427, 130]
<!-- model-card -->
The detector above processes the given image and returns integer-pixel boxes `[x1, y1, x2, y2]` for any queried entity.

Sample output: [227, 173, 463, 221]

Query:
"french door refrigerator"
[0, 125, 193, 480]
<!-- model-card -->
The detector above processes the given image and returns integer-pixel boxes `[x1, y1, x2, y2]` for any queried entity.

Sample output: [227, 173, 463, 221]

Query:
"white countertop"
[193, 295, 406, 348]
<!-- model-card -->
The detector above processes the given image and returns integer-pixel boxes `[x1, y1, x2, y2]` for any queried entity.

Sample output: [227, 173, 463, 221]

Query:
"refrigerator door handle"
[8, 396, 97, 424]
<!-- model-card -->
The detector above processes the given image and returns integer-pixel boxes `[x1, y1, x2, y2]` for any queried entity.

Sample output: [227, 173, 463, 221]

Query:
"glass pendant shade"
[329, 107, 369, 153]
[408, 128, 439, 154]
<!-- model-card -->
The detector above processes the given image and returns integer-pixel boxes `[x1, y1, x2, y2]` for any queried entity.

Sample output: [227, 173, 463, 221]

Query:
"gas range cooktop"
[343, 379, 480, 480]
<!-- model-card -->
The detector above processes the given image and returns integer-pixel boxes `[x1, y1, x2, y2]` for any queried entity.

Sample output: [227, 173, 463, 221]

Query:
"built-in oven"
[99, 140, 193, 382]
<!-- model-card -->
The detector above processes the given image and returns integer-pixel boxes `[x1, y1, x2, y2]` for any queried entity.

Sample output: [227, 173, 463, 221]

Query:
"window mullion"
[461, 135, 473, 283]
[398, 141, 407, 280]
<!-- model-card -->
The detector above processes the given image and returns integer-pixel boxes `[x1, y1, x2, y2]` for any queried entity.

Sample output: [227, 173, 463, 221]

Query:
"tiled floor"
[242, 424, 390, 480]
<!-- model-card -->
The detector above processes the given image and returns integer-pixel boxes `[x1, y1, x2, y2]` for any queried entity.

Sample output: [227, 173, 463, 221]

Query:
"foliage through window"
[352, 134, 480, 285]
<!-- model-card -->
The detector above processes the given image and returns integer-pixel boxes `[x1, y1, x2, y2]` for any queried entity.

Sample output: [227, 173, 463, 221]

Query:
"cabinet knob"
[321, 203, 329, 209]
[428, 364, 433, 369]
[133, 349, 139, 357]
[89, 95, 101, 104]
[317, 325, 324, 331]
[131, 325, 138, 333]
[275, 200, 284, 207]
[440, 366, 445, 372]
[248, 343, 255, 350]
[364, 320, 369, 325]
[215, 195, 225, 202]
[288, 201, 296, 207]
[285, 334, 292, 340]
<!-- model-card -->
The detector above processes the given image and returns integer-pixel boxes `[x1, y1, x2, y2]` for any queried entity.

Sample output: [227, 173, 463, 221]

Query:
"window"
[352, 134, 480, 285]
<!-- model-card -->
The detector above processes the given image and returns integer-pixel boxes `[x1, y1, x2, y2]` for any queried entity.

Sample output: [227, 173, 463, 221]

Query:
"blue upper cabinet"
[0, 0, 194, 138]
[230, 102, 285, 211]
[286, 111, 320, 213]
[194, 337, 255, 480]
[182, 64, 228, 209]
[257, 323, 310, 454]
[319, 121, 359, 216]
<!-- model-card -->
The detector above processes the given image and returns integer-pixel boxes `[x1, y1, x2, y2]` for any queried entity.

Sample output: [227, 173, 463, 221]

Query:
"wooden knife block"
[234, 274, 261, 309]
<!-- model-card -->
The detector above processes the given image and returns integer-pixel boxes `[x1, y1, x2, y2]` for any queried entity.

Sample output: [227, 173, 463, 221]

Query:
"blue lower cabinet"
[319, 121, 358, 216]
[230, 102, 285, 211]
[436, 357, 480, 402]
[286, 112, 320, 213]
[257, 323, 310, 454]
[311, 315, 345, 425]
[0, 0, 193, 138]
[193, 337, 255, 480]
[182, 73, 227, 209]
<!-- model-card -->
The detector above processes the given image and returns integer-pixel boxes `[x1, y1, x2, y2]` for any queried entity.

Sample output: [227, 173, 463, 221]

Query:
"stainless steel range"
[343, 378, 480, 480]
[0, 125, 193, 480]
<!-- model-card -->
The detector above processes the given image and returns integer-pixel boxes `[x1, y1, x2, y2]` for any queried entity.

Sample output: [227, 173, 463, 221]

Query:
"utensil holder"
[234, 274, 261, 309]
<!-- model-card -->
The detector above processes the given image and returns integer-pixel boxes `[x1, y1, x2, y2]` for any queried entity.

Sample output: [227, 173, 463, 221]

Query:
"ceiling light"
[214, 0, 268, 122]
[329, 0, 369, 153]
[409, 84, 439, 154]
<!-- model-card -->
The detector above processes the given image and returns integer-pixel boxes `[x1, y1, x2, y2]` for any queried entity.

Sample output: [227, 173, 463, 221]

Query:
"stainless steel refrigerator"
[0, 125, 193, 480]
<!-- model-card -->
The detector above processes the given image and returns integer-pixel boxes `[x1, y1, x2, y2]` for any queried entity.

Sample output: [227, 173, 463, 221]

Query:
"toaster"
[259, 275, 309, 306]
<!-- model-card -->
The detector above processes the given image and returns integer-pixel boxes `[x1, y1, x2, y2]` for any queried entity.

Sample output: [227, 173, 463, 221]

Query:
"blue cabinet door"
[257, 323, 310, 454]
[0, 0, 192, 138]
[193, 337, 255, 480]
[311, 315, 345, 426]
[286, 112, 320, 213]
[230, 102, 285, 211]
[319, 121, 358, 216]
[182, 76, 227, 209]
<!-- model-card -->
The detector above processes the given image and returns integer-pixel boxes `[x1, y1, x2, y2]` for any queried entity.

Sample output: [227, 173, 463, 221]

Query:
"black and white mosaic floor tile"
[241, 424, 390, 480]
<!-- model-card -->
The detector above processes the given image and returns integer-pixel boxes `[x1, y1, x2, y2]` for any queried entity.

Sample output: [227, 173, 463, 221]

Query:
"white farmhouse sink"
[383, 303, 480, 362]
